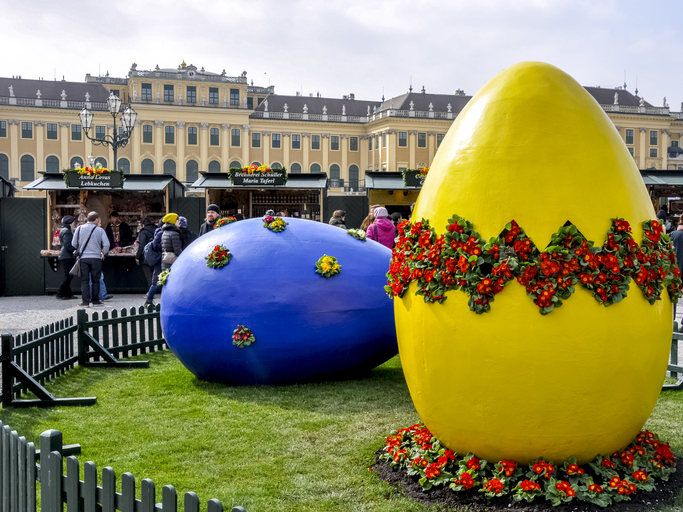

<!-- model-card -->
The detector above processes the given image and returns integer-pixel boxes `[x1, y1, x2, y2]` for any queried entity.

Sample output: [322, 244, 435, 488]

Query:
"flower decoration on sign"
[379, 424, 676, 507]
[385, 216, 683, 315]
[232, 325, 255, 348]
[401, 167, 430, 186]
[228, 164, 288, 184]
[205, 244, 231, 268]
[315, 255, 341, 278]
[347, 228, 367, 241]
[157, 268, 170, 286]
[263, 216, 288, 232]
[214, 217, 237, 228]
[417, 167, 430, 179]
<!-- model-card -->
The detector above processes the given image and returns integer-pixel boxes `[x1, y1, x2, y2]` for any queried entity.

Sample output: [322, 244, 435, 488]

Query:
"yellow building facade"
[1, 63, 683, 198]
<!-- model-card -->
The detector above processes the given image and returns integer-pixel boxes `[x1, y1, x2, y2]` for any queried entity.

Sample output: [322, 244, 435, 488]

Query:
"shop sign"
[402, 170, 425, 187]
[231, 170, 286, 186]
[66, 172, 123, 188]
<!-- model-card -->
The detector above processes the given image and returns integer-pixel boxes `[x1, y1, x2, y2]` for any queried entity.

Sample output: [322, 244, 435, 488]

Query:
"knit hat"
[178, 216, 188, 228]
[61, 215, 75, 225]
[162, 213, 178, 224]
[207, 204, 221, 214]
[373, 207, 389, 218]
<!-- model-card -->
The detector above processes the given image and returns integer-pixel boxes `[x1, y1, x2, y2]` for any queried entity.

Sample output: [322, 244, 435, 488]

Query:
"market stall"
[364, 171, 422, 219]
[24, 171, 186, 294]
[191, 170, 328, 221]
[640, 169, 683, 226]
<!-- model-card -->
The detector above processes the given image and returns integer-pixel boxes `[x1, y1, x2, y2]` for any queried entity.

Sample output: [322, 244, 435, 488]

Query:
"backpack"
[143, 240, 162, 266]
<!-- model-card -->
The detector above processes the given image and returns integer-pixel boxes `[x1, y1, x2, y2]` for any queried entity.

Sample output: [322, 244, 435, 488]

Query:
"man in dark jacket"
[56, 215, 78, 299]
[199, 204, 222, 236]
[136, 217, 158, 289]
[105, 211, 133, 248]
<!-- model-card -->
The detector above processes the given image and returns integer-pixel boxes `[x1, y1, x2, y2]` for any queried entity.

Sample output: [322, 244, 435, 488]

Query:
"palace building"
[1, 61, 682, 197]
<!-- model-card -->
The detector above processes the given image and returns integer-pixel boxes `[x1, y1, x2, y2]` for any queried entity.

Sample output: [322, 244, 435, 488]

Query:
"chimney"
[349, 93, 355, 100]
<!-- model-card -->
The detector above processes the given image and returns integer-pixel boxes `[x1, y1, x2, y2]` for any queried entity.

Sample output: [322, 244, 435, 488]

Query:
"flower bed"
[386, 216, 683, 314]
[206, 245, 231, 268]
[375, 423, 679, 509]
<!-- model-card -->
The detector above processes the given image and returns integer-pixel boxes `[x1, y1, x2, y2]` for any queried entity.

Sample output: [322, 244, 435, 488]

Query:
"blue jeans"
[89, 273, 107, 301]
[146, 262, 162, 302]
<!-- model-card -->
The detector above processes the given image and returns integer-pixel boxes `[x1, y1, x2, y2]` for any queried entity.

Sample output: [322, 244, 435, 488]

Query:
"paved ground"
[0, 294, 153, 336]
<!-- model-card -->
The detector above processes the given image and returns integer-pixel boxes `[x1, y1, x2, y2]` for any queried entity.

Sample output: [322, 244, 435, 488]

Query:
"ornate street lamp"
[78, 92, 137, 172]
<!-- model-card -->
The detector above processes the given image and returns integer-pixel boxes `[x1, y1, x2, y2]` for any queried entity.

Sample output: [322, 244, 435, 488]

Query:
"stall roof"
[192, 172, 328, 189]
[640, 170, 683, 186]
[24, 173, 186, 192]
[365, 171, 421, 190]
[0, 175, 16, 197]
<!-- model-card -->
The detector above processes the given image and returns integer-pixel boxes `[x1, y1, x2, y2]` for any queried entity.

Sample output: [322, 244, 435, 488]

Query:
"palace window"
[628, 147, 634, 156]
[382, 133, 386, 147]
[22, 122, 33, 139]
[292, 134, 301, 149]
[95, 126, 106, 141]
[164, 84, 174, 102]
[230, 88, 239, 106]
[272, 133, 281, 148]
[231, 128, 241, 147]
[209, 87, 219, 105]
[188, 126, 197, 145]
[418, 132, 426, 147]
[143, 124, 153, 143]
[210, 127, 219, 146]
[0, 154, 8, 180]
[437, 133, 445, 147]
[650, 130, 658, 146]
[71, 124, 81, 141]
[164, 159, 176, 177]
[46, 156, 59, 173]
[47, 123, 58, 140]
[398, 131, 407, 147]
[141, 158, 154, 174]
[252, 132, 261, 148]
[368, 137, 372, 151]
[650, 148, 658, 158]
[312, 135, 320, 150]
[625, 129, 634, 145]
[331, 136, 339, 150]
[187, 86, 196, 104]
[0, 121, 6, 137]
[350, 136, 358, 151]
[141, 83, 152, 101]
[21, 155, 34, 181]
[165, 125, 174, 144]
[291, 162, 301, 173]
[247, 97, 253, 109]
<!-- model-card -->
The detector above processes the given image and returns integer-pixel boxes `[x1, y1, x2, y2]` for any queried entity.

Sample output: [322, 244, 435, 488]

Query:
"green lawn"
[1, 351, 682, 512]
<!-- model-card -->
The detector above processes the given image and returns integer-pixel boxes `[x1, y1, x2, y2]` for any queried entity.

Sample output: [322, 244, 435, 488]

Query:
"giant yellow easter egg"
[393, 62, 674, 465]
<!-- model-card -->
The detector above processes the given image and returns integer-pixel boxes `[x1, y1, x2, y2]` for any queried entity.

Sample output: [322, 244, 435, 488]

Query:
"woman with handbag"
[56, 215, 78, 299]
[161, 213, 183, 271]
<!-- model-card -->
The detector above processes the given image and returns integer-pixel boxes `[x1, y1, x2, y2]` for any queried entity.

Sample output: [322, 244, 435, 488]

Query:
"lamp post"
[78, 92, 137, 172]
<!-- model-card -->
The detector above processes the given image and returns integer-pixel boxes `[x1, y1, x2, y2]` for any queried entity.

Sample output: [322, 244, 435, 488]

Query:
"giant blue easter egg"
[160, 218, 398, 385]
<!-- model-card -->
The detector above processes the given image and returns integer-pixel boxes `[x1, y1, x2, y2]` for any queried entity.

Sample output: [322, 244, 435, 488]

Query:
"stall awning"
[24, 173, 186, 192]
[640, 170, 683, 186]
[364, 171, 421, 190]
[191, 172, 328, 189]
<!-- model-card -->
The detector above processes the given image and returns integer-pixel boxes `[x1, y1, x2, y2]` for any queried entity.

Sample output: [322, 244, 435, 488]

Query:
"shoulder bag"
[69, 225, 97, 277]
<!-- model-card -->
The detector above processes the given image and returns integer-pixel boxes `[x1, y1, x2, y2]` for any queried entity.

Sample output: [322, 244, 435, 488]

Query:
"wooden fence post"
[40, 430, 62, 512]
[1, 334, 13, 407]
[77, 309, 87, 368]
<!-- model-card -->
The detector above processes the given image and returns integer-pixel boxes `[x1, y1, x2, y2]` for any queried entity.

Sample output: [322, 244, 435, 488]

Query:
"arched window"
[117, 158, 131, 174]
[186, 159, 199, 183]
[94, 157, 107, 169]
[163, 159, 176, 177]
[141, 158, 155, 175]
[310, 163, 321, 173]
[0, 154, 8, 180]
[46, 156, 60, 173]
[349, 164, 359, 191]
[329, 164, 340, 180]
[251, 161, 261, 167]
[229, 160, 241, 170]
[70, 156, 83, 169]
[290, 163, 301, 173]
[271, 162, 282, 169]
[208, 160, 221, 173]
[20, 155, 35, 182]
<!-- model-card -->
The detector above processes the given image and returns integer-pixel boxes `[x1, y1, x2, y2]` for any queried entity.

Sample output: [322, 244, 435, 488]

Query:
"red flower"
[455, 472, 475, 490]
[519, 479, 540, 492]
[555, 480, 575, 497]
[499, 459, 516, 477]
[466, 457, 481, 470]
[601, 459, 616, 469]
[484, 478, 505, 494]
[588, 483, 604, 493]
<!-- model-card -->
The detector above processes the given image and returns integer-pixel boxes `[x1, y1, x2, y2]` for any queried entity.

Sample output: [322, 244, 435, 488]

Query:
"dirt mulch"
[373, 449, 683, 511]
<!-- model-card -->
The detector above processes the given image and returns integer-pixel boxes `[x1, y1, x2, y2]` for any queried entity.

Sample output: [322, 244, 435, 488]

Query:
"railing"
[0, 424, 244, 512]
[327, 178, 344, 188]
[601, 104, 672, 116]
[344, 179, 365, 192]
[1, 306, 164, 407]
[0, 97, 107, 110]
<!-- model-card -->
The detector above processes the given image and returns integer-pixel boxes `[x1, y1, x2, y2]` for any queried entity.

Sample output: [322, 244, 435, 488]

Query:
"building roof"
[0, 77, 110, 102]
[378, 92, 472, 113]
[583, 86, 652, 108]
[192, 172, 328, 189]
[253, 94, 380, 117]
[24, 173, 186, 192]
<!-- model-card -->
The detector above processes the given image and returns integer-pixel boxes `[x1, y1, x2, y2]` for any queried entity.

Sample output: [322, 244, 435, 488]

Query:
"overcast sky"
[2, 0, 681, 108]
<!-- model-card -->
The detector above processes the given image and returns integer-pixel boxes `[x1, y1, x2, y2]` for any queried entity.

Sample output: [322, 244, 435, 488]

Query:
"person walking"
[328, 210, 347, 229]
[161, 214, 183, 271]
[136, 217, 158, 289]
[143, 220, 164, 308]
[366, 207, 396, 249]
[56, 215, 78, 299]
[72, 211, 110, 307]
[199, 204, 222, 236]
[178, 216, 197, 250]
